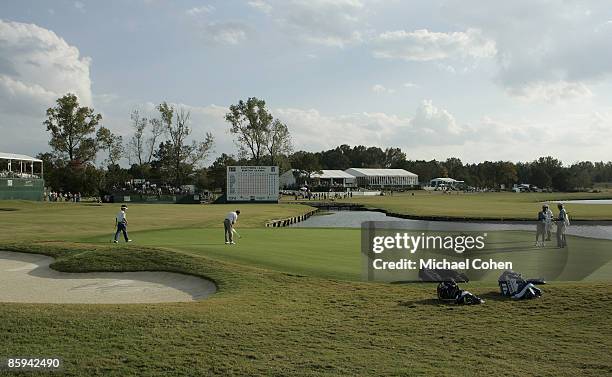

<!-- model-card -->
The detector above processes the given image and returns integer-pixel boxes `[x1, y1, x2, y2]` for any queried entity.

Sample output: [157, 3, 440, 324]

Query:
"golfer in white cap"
[114, 204, 132, 243]
[224, 209, 240, 244]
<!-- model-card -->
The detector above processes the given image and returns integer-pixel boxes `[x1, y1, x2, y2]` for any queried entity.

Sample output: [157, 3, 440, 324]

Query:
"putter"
[232, 228, 242, 239]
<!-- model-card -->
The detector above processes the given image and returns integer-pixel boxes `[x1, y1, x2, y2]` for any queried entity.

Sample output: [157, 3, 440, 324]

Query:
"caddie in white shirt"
[224, 209, 240, 244]
[114, 204, 132, 243]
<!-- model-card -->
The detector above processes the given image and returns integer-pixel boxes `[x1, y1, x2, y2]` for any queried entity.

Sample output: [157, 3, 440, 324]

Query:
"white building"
[311, 170, 356, 188]
[280, 169, 357, 188]
[279, 169, 299, 189]
[344, 168, 418, 187]
[426, 177, 465, 191]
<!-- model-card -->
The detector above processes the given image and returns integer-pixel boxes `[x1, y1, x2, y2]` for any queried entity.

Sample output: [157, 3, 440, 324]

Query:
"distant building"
[0, 152, 44, 201]
[279, 169, 299, 189]
[311, 170, 356, 188]
[426, 177, 465, 191]
[344, 168, 418, 187]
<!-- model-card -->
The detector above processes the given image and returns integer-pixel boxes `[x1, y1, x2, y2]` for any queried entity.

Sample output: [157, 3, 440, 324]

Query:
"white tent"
[0, 152, 43, 178]
[311, 170, 356, 187]
[344, 168, 418, 187]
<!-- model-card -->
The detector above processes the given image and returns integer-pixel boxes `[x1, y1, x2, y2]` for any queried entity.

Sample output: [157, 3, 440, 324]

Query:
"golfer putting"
[113, 204, 132, 243]
[224, 209, 240, 245]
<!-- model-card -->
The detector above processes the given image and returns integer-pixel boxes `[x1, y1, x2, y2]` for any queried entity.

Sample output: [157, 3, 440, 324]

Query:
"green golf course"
[1, 198, 611, 376]
[332, 190, 612, 221]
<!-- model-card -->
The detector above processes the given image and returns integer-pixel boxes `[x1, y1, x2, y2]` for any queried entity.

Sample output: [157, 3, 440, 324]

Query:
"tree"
[127, 109, 165, 167]
[384, 148, 407, 168]
[266, 119, 292, 165]
[290, 151, 322, 181]
[43, 93, 102, 164]
[225, 97, 292, 165]
[207, 153, 238, 191]
[127, 110, 147, 166]
[156, 102, 215, 186]
[226, 97, 272, 164]
[96, 127, 124, 166]
[319, 147, 351, 170]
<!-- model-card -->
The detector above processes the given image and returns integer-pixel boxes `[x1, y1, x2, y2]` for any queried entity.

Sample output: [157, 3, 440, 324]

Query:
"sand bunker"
[0, 251, 216, 304]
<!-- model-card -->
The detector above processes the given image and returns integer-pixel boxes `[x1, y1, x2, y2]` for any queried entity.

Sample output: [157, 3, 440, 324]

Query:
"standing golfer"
[535, 206, 547, 247]
[543, 204, 554, 241]
[114, 204, 132, 243]
[224, 209, 240, 244]
[556, 203, 569, 248]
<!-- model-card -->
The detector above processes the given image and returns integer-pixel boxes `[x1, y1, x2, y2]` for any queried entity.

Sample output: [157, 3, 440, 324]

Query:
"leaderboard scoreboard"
[226, 166, 279, 202]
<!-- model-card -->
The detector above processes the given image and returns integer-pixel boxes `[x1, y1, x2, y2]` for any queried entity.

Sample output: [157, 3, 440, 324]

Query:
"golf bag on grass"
[498, 270, 544, 300]
[437, 280, 484, 305]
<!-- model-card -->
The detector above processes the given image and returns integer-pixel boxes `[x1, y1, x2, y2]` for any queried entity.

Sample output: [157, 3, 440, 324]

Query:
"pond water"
[290, 210, 612, 240]
[553, 199, 612, 205]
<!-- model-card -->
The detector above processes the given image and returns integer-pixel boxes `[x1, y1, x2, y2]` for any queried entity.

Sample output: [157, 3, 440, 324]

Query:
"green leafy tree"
[207, 153, 238, 191]
[226, 97, 292, 165]
[43, 93, 102, 164]
[290, 151, 322, 183]
[226, 97, 273, 164]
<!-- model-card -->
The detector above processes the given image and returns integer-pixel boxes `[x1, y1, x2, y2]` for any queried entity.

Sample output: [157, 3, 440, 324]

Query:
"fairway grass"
[1, 201, 611, 376]
[335, 191, 612, 221]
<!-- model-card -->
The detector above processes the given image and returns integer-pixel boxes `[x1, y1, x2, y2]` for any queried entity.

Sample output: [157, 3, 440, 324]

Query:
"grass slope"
[1, 243, 611, 376]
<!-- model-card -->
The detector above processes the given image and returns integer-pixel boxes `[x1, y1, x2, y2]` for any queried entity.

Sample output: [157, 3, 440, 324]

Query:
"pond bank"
[287, 202, 612, 225]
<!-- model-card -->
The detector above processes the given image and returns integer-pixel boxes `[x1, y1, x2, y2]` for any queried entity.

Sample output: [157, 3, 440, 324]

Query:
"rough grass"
[1, 243, 611, 376]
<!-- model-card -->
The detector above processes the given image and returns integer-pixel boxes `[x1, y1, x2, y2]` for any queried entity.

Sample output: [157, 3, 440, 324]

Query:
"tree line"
[38, 95, 291, 196]
[285, 148, 611, 191]
[36, 93, 611, 196]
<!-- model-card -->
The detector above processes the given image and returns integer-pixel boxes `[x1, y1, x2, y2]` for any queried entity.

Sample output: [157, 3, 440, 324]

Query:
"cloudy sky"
[1, 0, 611, 164]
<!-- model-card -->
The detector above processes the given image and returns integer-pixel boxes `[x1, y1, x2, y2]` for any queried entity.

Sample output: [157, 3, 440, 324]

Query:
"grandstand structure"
[0, 152, 44, 200]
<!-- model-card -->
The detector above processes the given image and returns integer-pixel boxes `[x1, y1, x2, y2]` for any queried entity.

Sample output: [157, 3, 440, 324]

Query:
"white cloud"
[403, 82, 418, 88]
[248, 0, 272, 14]
[275, 100, 474, 152]
[443, 1, 612, 102]
[0, 20, 93, 154]
[250, 0, 367, 47]
[186, 5, 215, 16]
[507, 81, 593, 103]
[371, 84, 395, 94]
[205, 22, 249, 45]
[371, 28, 496, 62]
[74, 1, 85, 11]
[0, 20, 93, 113]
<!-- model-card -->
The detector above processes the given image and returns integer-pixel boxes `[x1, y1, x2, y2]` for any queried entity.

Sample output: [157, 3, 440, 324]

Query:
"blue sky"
[1, 0, 611, 165]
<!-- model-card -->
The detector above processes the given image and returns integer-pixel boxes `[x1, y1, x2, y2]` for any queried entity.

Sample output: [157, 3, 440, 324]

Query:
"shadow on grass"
[398, 291, 509, 307]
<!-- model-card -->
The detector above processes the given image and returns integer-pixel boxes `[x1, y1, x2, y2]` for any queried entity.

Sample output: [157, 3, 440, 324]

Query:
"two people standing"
[536, 203, 569, 248]
[224, 209, 240, 245]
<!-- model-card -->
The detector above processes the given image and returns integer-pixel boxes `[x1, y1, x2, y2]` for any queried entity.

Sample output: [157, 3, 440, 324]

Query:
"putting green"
[83, 227, 612, 282]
